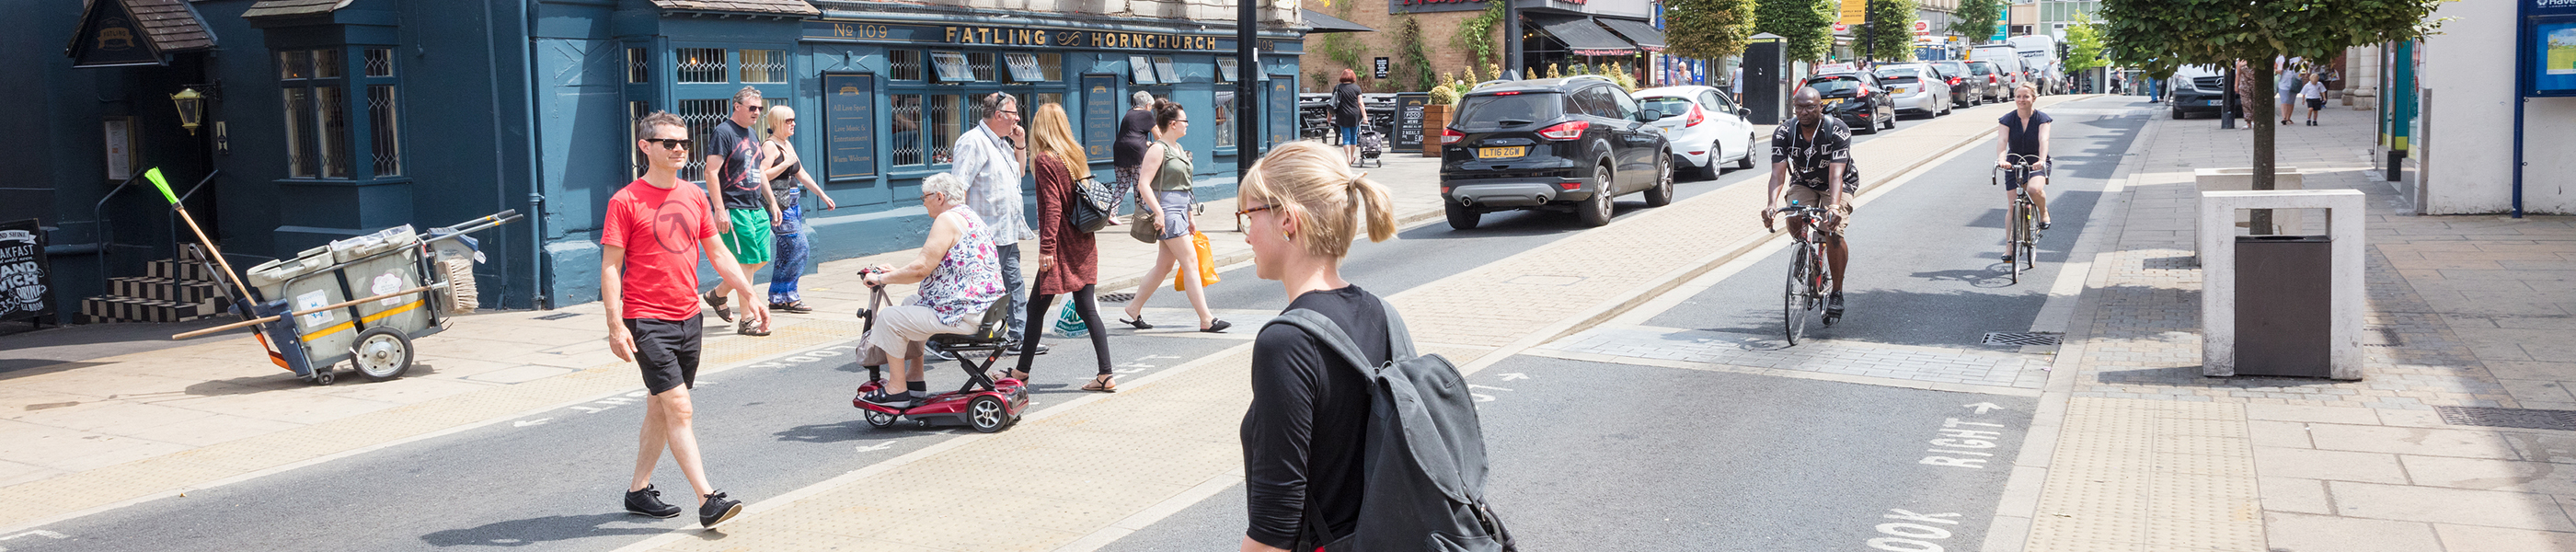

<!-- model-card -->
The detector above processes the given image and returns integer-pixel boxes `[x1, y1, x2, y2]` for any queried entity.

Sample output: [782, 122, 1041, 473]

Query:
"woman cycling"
[1995, 82, 2053, 263]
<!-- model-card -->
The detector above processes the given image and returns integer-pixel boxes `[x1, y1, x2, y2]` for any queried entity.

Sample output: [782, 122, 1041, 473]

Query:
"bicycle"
[1994, 153, 2044, 284]
[1774, 201, 1839, 345]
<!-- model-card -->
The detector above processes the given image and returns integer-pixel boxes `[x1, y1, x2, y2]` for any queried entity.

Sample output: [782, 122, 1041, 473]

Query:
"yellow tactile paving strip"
[0, 318, 863, 530]
[2029, 397, 2265, 552]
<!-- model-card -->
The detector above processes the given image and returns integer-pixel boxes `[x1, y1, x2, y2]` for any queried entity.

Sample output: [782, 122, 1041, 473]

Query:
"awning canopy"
[1302, 8, 1374, 34]
[1529, 15, 1635, 56]
[67, 0, 215, 67]
[1595, 17, 1664, 53]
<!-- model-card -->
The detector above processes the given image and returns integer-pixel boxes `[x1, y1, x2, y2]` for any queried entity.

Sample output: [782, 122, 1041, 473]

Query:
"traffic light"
[2058, 42, 2070, 60]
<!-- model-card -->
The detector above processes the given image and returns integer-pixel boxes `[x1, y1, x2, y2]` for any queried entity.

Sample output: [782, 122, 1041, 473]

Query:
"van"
[2007, 36, 2064, 94]
[1968, 45, 2028, 93]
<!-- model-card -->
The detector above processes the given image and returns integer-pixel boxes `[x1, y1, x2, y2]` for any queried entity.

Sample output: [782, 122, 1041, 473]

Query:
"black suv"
[1802, 72, 1896, 134]
[1440, 75, 1674, 229]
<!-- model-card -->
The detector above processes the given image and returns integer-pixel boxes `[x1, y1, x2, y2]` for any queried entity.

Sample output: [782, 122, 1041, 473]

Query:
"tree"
[2099, 0, 2447, 227]
[1664, 0, 1761, 62]
[1861, 0, 1919, 63]
[2062, 12, 2105, 74]
[1949, 0, 1999, 45]
[1755, 0, 1834, 63]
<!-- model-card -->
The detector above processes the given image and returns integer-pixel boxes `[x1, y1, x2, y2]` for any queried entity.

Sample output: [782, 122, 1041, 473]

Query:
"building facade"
[2377, 0, 2576, 215]
[12, 0, 1306, 319]
[1301, 0, 1671, 92]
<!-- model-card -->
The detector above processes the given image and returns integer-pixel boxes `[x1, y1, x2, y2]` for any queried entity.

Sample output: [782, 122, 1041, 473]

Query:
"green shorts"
[720, 208, 775, 265]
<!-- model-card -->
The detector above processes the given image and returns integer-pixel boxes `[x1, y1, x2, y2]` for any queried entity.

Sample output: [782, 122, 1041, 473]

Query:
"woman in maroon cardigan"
[1014, 103, 1117, 392]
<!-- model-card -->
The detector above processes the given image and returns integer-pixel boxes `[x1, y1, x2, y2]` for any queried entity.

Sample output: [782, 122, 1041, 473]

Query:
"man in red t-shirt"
[601, 111, 769, 528]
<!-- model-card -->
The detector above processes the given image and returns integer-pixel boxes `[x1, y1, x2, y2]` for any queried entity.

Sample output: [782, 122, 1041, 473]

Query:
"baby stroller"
[1355, 125, 1387, 167]
[850, 269, 1029, 433]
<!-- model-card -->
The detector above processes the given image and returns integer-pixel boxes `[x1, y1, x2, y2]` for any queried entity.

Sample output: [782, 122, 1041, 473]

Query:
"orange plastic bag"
[1172, 231, 1219, 291]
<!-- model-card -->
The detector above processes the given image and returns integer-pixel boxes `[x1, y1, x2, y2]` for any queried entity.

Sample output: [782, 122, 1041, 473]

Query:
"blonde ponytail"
[1240, 142, 1394, 259]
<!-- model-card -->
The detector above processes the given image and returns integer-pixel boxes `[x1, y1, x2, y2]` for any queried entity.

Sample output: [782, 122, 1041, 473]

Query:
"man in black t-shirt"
[1763, 86, 1857, 318]
[702, 86, 779, 336]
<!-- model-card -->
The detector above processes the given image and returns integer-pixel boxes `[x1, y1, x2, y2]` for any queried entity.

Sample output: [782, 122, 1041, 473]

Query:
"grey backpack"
[1267, 298, 1516, 552]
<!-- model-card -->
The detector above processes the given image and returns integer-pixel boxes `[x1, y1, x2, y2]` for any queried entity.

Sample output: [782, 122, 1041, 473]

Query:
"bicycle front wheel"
[2008, 200, 2027, 284]
[1786, 244, 1813, 345]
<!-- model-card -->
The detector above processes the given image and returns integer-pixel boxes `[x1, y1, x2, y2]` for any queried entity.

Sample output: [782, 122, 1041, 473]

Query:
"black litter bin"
[2236, 235, 2332, 377]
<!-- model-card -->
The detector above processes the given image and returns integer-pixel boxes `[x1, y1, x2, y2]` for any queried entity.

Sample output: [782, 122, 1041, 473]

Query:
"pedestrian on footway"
[703, 86, 779, 337]
[1236, 142, 1403, 552]
[1112, 91, 1157, 222]
[1764, 86, 1859, 320]
[604, 110, 767, 528]
[1012, 102, 1119, 392]
[1995, 82, 2056, 247]
[950, 92, 1038, 351]
[1333, 69, 1365, 167]
[1117, 99, 1229, 333]
[758, 105, 837, 315]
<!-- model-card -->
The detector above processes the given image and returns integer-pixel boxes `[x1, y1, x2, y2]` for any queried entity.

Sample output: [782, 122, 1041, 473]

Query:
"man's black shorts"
[626, 316, 703, 395]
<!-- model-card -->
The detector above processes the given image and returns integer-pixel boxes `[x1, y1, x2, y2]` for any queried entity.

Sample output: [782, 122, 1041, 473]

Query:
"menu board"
[1083, 75, 1119, 160]
[1270, 77, 1295, 148]
[1392, 93, 1431, 149]
[822, 74, 878, 179]
[0, 219, 55, 324]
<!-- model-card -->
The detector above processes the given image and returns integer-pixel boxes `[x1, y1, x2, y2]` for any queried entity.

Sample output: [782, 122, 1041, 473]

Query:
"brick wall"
[1297, 0, 1490, 93]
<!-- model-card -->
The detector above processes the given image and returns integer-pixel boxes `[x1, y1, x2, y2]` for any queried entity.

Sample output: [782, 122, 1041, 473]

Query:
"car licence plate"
[1478, 146, 1528, 159]
[1892, 87, 1911, 94]
[1827, 98, 1845, 106]
[2205, 99, 2224, 107]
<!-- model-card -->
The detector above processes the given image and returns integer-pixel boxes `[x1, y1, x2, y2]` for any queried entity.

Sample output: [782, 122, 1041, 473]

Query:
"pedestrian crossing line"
[1522, 347, 2043, 398]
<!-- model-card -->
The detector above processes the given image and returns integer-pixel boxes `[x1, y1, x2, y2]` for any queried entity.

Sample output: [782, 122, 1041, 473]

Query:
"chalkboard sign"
[1392, 93, 1431, 149]
[1082, 74, 1120, 160]
[0, 219, 56, 324]
[822, 74, 879, 179]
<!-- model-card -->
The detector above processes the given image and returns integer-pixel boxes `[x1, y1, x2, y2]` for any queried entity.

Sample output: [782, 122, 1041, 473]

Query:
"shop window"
[279, 50, 312, 79]
[1216, 57, 1238, 83]
[629, 100, 650, 178]
[1004, 52, 1045, 83]
[891, 94, 925, 167]
[368, 86, 401, 177]
[1213, 91, 1235, 148]
[891, 50, 923, 81]
[930, 94, 962, 164]
[282, 88, 314, 178]
[1128, 54, 1156, 85]
[930, 51, 974, 84]
[969, 52, 996, 83]
[677, 48, 727, 84]
[314, 49, 342, 78]
[364, 48, 394, 77]
[627, 48, 649, 83]
[676, 98, 730, 181]
[279, 49, 351, 178]
[1153, 56, 1180, 84]
[1039, 52, 1063, 81]
[742, 50, 787, 84]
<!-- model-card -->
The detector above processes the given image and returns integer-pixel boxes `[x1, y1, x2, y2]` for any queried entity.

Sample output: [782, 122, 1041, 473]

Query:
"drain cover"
[1982, 332, 2063, 346]
[1099, 293, 1136, 303]
[2435, 406, 2576, 431]
[533, 312, 581, 321]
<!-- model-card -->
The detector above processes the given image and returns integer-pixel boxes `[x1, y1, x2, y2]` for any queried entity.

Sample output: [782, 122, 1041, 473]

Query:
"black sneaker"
[857, 389, 915, 409]
[698, 490, 743, 528]
[624, 485, 682, 518]
[1826, 293, 1846, 318]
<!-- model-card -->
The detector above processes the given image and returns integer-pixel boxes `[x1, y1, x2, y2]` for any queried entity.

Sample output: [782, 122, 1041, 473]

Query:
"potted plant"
[1424, 77, 1461, 156]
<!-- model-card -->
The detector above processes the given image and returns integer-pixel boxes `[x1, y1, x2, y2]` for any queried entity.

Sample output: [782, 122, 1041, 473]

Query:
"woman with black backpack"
[1333, 69, 1365, 167]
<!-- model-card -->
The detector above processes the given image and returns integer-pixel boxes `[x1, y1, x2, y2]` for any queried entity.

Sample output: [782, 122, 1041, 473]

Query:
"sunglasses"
[645, 138, 691, 150]
[1234, 204, 1274, 217]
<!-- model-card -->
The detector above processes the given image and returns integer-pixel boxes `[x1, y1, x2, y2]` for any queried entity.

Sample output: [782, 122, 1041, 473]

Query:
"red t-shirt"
[601, 178, 717, 320]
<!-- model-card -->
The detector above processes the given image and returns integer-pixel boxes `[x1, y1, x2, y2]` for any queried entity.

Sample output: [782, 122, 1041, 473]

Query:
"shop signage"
[822, 74, 879, 180]
[0, 219, 56, 325]
[2524, 0, 2576, 97]
[69, 0, 162, 68]
[1083, 75, 1120, 159]
[1392, 93, 1430, 149]
[804, 21, 1229, 52]
[1374, 57, 1391, 78]
[1271, 77, 1297, 148]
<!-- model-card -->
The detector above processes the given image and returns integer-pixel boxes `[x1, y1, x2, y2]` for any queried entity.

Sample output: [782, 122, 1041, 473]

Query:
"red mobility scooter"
[850, 269, 1029, 432]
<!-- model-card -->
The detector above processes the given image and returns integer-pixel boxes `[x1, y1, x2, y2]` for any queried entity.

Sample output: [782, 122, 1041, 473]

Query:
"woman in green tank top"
[1117, 99, 1229, 333]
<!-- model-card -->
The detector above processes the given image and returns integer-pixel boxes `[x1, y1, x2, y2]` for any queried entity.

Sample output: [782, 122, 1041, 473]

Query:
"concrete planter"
[2193, 167, 2306, 258]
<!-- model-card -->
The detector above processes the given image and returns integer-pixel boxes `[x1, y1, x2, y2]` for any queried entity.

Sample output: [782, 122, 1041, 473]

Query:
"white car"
[1633, 86, 1758, 180]
[1874, 63, 1954, 117]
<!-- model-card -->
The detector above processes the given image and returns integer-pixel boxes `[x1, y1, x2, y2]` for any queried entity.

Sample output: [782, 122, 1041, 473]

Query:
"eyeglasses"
[1234, 204, 1274, 217]
[645, 138, 691, 150]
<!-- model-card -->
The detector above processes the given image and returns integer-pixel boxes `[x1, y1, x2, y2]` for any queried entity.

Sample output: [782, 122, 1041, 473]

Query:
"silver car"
[1875, 63, 1953, 117]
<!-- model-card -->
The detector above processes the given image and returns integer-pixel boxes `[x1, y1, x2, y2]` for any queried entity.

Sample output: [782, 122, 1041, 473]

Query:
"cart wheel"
[967, 396, 1009, 433]
[863, 410, 897, 429]
[351, 327, 415, 381]
[311, 368, 336, 385]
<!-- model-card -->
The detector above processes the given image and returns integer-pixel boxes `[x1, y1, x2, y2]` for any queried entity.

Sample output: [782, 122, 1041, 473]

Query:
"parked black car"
[1440, 75, 1674, 229]
[1801, 72, 1897, 134]
[1930, 60, 1987, 108]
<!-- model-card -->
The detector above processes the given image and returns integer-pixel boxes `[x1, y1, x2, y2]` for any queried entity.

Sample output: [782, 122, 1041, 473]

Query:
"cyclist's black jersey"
[1771, 117, 1860, 194]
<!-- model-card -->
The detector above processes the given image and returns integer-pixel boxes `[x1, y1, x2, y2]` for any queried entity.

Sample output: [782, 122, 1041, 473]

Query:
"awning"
[1529, 15, 1636, 57]
[1302, 8, 1374, 34]
[67, 0, 216, 67]
[1595, 17, 1665, 53]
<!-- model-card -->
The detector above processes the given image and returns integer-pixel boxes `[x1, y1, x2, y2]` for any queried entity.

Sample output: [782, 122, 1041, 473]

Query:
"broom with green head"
[147, 168, 289, 367]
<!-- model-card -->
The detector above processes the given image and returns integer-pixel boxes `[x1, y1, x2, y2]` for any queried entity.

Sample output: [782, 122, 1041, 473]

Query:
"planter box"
[2193, 167, 2305, 258]
[1420, 104, 1449, 157]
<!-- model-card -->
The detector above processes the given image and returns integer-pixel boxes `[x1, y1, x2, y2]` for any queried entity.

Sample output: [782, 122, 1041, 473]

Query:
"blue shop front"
[542, 3, 1308, 306]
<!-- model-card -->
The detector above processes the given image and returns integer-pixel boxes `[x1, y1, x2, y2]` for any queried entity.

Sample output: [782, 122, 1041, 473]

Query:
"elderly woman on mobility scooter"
[856, 173, 1008, 409]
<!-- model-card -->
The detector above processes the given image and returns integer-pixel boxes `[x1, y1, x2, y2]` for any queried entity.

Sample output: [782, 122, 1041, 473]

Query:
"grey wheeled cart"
[228, 211, 520, 385]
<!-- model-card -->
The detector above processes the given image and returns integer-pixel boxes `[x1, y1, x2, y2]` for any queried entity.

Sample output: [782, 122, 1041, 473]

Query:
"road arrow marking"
[1964, 402, 2002, 414]
[855, 443, 896, 453]
[1499, 373, 1529, 381]
[1472, 393, 1496, 403]
[1468, 385, 1513, 392]
[513, 419, 551, 428]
